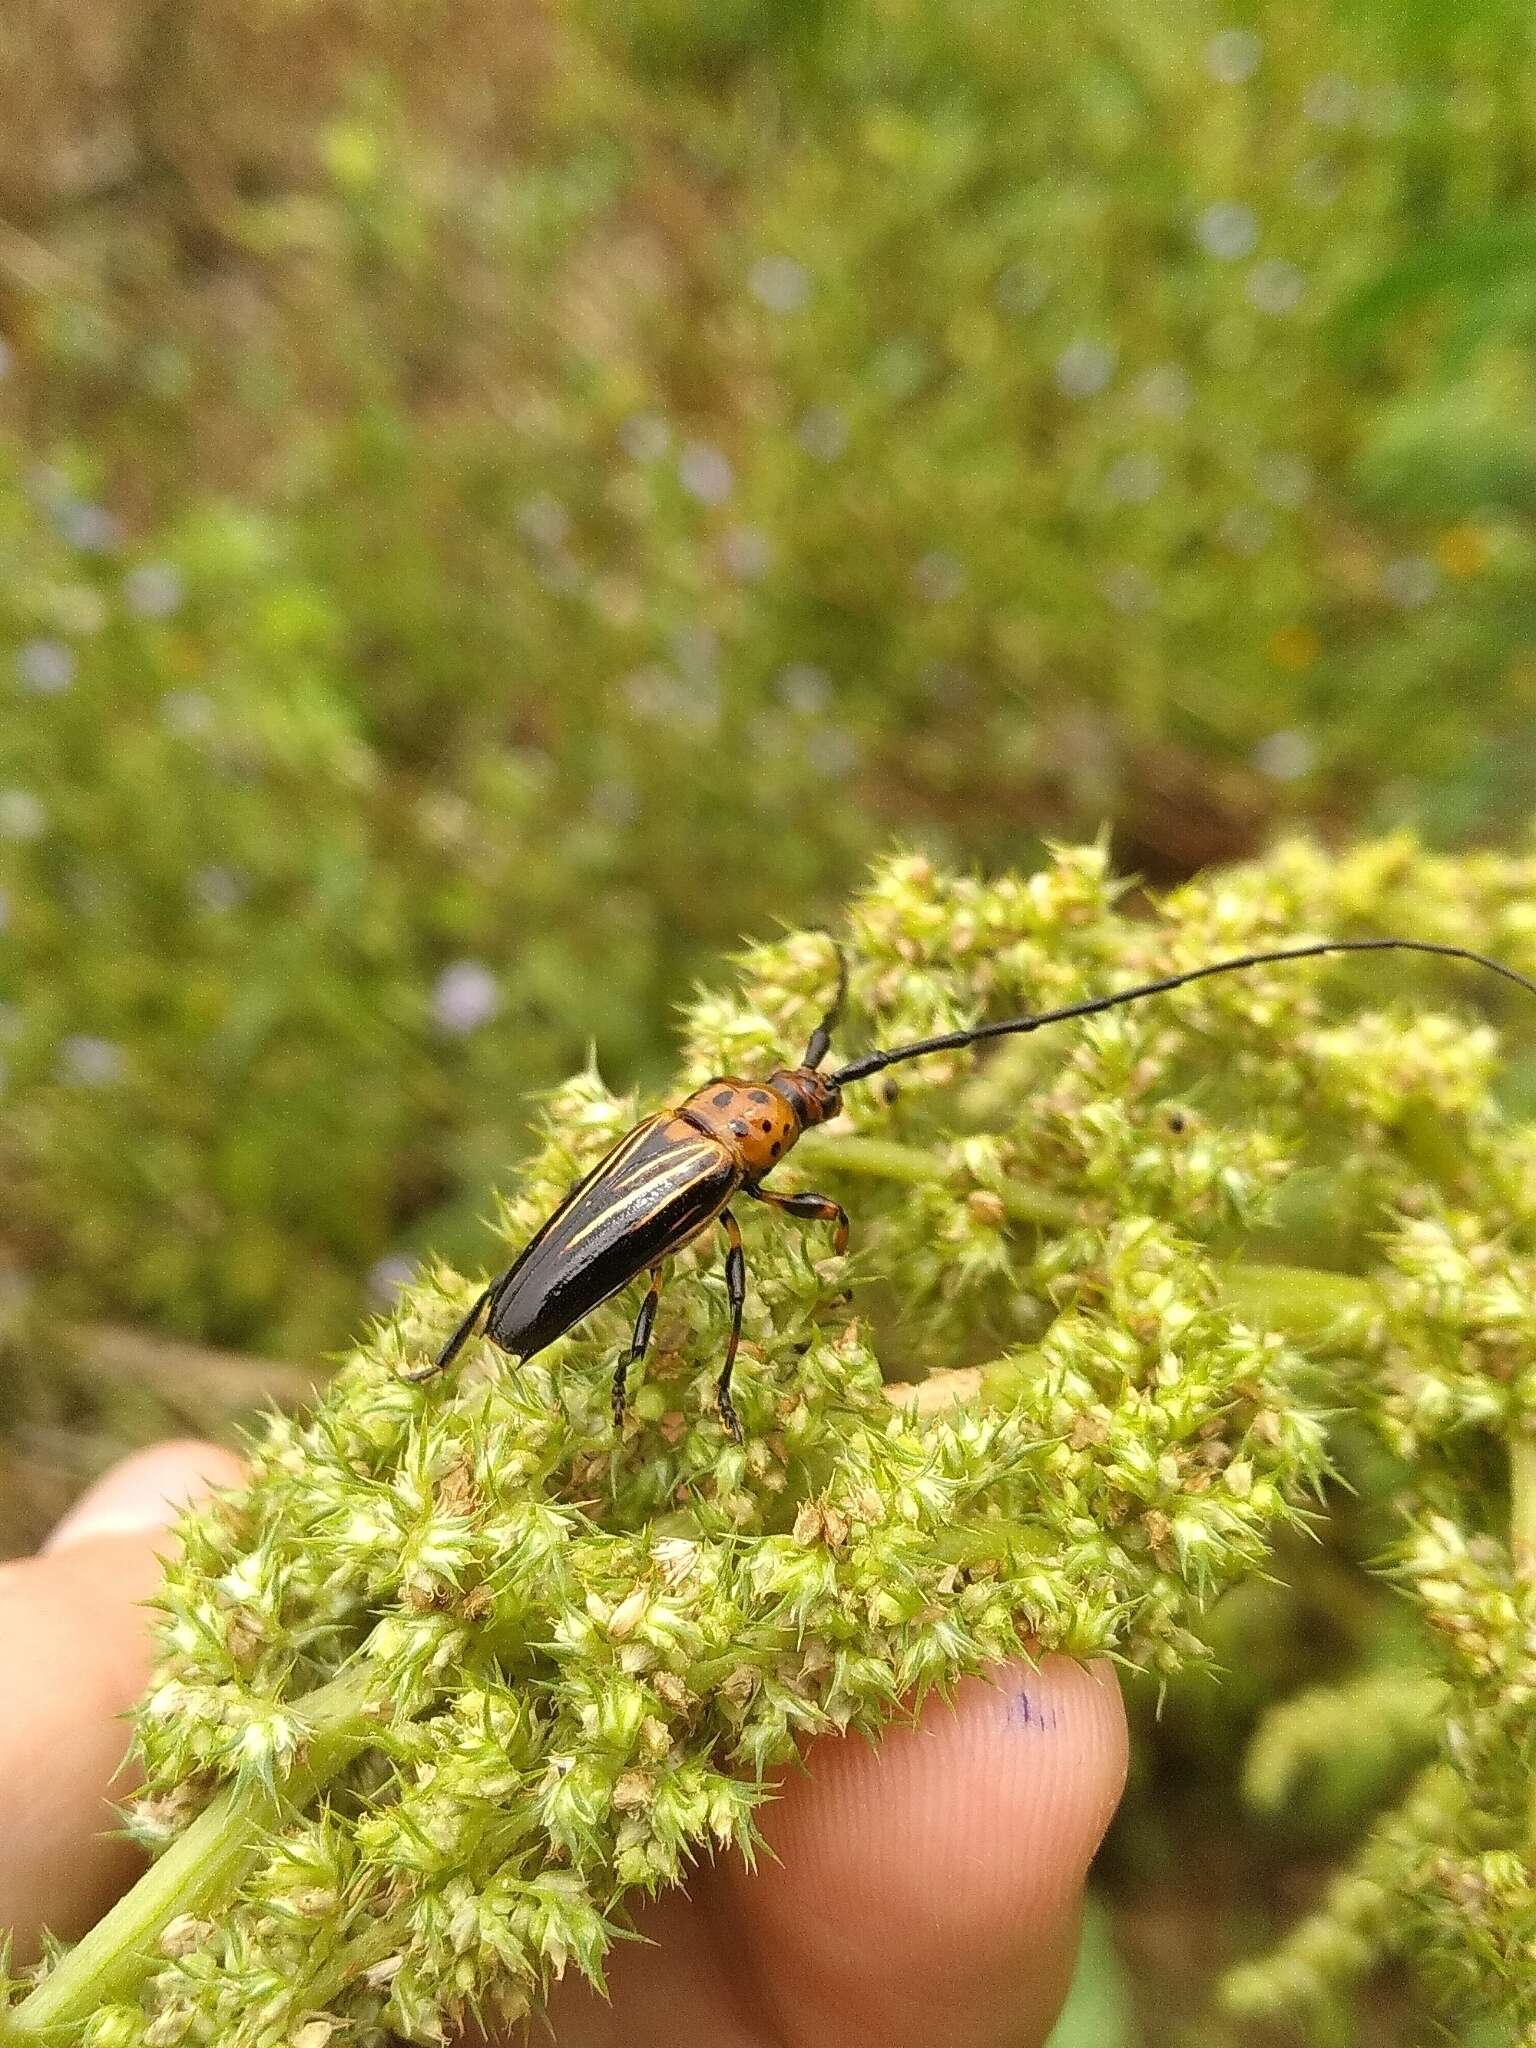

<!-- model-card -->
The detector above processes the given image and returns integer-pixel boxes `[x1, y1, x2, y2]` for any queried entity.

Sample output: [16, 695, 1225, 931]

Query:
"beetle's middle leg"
[746, 1185, 850, 1255]
[715, 1208, 746, 1444]
[614, 1264, 666, 1431]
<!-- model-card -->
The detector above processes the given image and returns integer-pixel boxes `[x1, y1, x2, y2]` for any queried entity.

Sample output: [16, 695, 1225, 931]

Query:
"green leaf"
[1046, 1895, 1135, 2048]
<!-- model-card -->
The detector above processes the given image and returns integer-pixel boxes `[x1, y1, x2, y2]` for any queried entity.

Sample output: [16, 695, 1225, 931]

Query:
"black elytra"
[404, 933, 1536, 1440]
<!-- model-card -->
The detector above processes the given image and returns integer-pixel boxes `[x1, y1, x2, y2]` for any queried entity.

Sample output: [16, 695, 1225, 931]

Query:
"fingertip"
[726, 1657, 1128, 2048]
[0, 1439, 246, 1958]
[43, 1439, 246, 1555]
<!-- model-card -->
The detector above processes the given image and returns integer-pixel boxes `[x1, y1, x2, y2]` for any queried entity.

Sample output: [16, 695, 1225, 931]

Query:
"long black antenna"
[804, 935, 850, 1069]
[830, 937, 1536, 1087]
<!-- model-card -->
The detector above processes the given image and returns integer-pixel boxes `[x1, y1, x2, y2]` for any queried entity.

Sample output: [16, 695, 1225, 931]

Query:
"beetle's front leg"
[403, 1282, 494, 1383]
[746, 1184, 850, 1256]
[715, 1209, 746, 1444]
[614, 1264, 665, 1432]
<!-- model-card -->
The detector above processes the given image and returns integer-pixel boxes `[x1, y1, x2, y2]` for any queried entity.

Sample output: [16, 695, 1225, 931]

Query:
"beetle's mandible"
[405, 932, 1536, 1440]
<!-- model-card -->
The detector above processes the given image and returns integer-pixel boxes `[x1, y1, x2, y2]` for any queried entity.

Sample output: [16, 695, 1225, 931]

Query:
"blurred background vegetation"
[3, 0, 1536, 2038]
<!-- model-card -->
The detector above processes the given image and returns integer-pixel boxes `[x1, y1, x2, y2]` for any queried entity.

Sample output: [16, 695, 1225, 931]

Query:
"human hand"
[0, 1441, 1128, 2048]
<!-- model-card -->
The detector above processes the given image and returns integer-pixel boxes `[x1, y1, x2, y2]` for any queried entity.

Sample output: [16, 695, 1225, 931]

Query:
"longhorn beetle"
[404, 935, 1536, 1440]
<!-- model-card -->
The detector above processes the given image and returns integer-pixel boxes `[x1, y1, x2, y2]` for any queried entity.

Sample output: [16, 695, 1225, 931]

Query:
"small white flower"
[1303, 73, 1358, 127]
[1255, 453, 1312, 509]
[1104, 452, 1164, 506]
[1196, 202, 1259, 262]
[368, 1254, 419, 1304]
[624, 665, 676, 720]
[160, 690, 216, 737]
[123, 562, 185, 619]
[720, 526, 772, 580]
[682, 677, 723, 733]
[678, 442, 734, 505]
[1252, 730, 1315, 782]
[61, 1035, 126, 1086]
[16, 638, 77, 695]
[1204, 29, 1262, 84]
[619, 413, 671, 463]
[1247, 259, 1307, 316]
[432, 960, 501, 1036]
[913, 551, 966, 603]
[748, 255, 811, 314]
[807, 726, 860, 779]
[1382, 556, 1438, 609]
[0, 789, 46, 840]
[190, 866, 245, 913]
[517, 495, 570, 550]
[777, 663, 831, 716]
[1054, 338, 1117, 399]
[1132, 363, 1192, 419]
[55, 500, 121, 553]
[588, 775, 638, 827]
[27, 464, 69, 507]
[798, 406, 849, 461]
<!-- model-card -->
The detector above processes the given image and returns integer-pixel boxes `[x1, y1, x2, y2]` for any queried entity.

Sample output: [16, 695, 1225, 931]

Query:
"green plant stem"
[1506, 1434, 1536, 1858]
[1219, 1264, 1380, 1351]
[796, 1132, 1082, 1230]
[1510, 1433, 1536, 1588]
[1, 1664, 380, 2040]
[799, 1133, 1382, 1352]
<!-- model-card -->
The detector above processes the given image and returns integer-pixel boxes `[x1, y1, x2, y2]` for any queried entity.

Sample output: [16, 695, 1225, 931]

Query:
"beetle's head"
[767, 1064, 843, 1132]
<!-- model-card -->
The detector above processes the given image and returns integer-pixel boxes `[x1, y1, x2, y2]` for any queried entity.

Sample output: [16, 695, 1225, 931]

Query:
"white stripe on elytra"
[560, 1144, 723, 1253]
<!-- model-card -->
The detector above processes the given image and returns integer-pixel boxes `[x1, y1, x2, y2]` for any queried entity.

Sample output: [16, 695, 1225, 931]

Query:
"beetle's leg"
[614, 1264, 665, 1432]
[716, 1208, 746, 1444]
[402, 1282, 494, 1383]
[746, 1185, 850, 1256]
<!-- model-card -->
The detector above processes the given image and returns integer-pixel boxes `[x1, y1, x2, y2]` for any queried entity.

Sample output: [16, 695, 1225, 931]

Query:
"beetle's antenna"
[829, 937, 1536, 1086]
[803, 935, 850, 1069]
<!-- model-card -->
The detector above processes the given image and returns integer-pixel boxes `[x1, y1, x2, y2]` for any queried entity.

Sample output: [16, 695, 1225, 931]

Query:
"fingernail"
[43, 1442, 240, 1555]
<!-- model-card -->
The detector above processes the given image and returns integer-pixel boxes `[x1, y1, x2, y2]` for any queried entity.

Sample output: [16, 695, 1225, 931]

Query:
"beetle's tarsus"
[403, 1284, 494, 1383]
[717, 1386, 744, 1444]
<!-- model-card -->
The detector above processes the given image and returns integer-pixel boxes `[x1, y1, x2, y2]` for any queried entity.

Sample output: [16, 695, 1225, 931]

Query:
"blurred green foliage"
[6, 0, 1536, 1354]
[4, 2, 1536, 2040]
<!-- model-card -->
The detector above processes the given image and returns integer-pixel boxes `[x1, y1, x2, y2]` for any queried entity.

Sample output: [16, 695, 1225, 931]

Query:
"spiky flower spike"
[7, 834, 1536, 2043]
